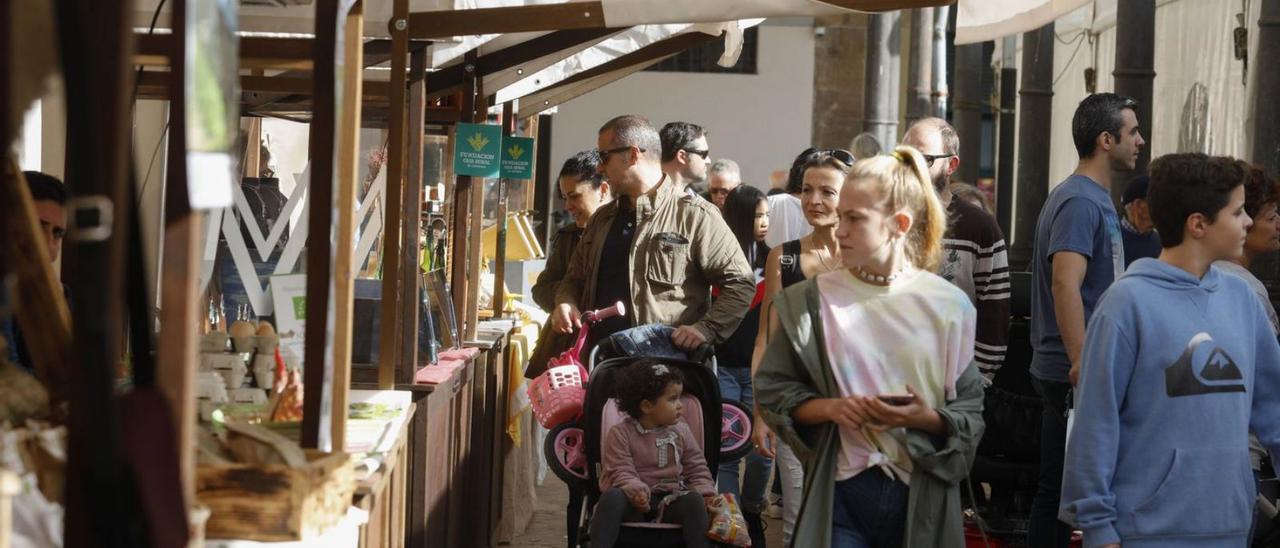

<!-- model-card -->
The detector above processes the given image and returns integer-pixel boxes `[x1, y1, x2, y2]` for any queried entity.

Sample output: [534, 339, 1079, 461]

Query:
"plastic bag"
[706, 493, 751, 547]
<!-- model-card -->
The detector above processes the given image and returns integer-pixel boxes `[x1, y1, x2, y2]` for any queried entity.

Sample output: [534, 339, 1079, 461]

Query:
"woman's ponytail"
[893, 146, 947, 272]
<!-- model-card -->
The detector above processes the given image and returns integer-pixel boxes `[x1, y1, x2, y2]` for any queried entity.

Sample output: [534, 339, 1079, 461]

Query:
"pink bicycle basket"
[529, 363, 588, 428]
[527, 302, 625, 429]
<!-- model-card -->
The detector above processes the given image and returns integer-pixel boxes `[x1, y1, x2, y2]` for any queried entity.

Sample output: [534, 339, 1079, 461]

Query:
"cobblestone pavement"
[511, 477, 786, 548]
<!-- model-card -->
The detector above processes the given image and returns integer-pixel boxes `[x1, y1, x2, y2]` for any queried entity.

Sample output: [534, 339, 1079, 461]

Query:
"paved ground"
[512, 477, 787, 548]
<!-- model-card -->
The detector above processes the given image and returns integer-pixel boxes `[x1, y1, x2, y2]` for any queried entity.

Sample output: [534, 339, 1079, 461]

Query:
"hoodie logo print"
[1165, 332, 1247, 397]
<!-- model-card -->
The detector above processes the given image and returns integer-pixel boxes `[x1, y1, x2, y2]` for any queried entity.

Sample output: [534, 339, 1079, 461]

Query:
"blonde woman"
[755, 147, 986, 548]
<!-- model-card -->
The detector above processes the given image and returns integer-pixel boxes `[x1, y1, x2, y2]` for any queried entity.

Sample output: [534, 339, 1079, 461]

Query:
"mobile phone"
[877, 394, 916, 406]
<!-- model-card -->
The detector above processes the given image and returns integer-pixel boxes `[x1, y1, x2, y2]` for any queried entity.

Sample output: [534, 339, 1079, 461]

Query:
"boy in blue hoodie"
[1060, 153, 1280, 548]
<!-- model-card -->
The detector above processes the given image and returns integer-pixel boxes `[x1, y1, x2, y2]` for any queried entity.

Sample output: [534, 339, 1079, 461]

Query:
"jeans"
[831, 469, 909, 548]
[589, 488, 708, 548]
[716, 367, 773, 514]
[1029, 377, 1073, 548]
[775, 441, 804, 544]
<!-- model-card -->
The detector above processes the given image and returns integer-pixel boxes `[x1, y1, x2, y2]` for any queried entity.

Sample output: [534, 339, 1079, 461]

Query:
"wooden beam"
[516, 53, 672, 118]
[425, 27, 620, 99]
[408, 0, 949, 39]
[329, 0, 365, 453]
[409, 2, 606, 39]
[134, 33, 315, 69]
[134, 71, 391, 99]
[378, 0, 410, 390]
[397, 48, 427, 383]
[133, 34, 424, 70]
[301, 0, 340, 452]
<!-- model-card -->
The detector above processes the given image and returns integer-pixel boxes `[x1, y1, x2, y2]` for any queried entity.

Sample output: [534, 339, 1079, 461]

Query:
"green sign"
[500, 136, 536, 180]
[454, 123, 502, 178]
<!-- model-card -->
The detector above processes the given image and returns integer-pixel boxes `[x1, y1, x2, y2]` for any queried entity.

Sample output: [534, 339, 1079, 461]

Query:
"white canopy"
[954, 0, 1090, 44]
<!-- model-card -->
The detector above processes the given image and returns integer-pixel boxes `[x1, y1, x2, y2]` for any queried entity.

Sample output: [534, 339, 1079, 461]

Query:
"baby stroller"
[544, 323, 755, 548]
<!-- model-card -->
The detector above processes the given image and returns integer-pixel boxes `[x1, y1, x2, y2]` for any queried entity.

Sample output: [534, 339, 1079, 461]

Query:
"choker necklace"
[854, 267, 898, 286]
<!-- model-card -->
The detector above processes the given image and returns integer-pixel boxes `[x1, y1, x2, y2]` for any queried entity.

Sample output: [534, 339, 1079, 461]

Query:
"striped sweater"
[939, 198, 1011, 376]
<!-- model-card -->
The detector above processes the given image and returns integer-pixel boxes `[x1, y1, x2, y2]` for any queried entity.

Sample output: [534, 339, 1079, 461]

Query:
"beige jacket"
[554, 175, 755, 345]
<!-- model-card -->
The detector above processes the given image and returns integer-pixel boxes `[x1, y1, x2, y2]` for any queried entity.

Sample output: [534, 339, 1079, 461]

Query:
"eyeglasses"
[921, 153, 956, 165]
[682, 148, 710, 159]
[600, 146, 644, 162]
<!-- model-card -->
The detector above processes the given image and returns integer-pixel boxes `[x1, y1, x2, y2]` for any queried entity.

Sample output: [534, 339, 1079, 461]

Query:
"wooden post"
[449, 51, 478, 346]
[54, 0, 139, 543]
[464, 83, 488, 341]
[155, 0, 199, 506]
[302, 0, 340, 452]
[533, 114, 554, 250]
[327, 0, 365, 453]
[378, 0, 410, 390]
[243, 117, 262, 178]
[398, 48, 427, 383]
[493, 102, 515, 317]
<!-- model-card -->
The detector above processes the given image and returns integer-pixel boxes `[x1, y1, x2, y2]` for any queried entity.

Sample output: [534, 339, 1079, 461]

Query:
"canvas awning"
[954, 0, 1090, 44]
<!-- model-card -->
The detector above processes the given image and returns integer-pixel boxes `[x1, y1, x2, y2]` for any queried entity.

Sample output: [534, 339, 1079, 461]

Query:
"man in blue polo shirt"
[1027, 93, 1145, 548]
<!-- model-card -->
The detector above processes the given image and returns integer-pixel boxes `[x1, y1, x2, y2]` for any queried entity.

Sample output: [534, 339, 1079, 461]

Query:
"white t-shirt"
[816, 269, 976, 483]
[765, 193, 813, 249]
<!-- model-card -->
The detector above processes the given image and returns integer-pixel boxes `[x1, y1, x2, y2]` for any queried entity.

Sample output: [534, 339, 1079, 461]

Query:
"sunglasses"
[921, 153, 956, 164]
[600, 146, 645, 162]
[805, 148, 854, 166]
[682, 148, 710, 159]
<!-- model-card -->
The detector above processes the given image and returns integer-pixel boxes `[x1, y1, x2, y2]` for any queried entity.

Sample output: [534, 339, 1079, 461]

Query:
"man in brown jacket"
[553, 115, 755, 352]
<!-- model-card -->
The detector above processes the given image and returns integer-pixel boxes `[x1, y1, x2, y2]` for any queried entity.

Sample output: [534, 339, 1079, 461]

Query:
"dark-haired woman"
[715, 184, 772, 547]
[752, 149, 852, 545]
[526, 150, 611, 378]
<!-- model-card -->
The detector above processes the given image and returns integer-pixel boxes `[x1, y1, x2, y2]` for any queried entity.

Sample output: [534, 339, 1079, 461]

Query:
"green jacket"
[554, 174, 755, 345]
[754, 278, 986, 548]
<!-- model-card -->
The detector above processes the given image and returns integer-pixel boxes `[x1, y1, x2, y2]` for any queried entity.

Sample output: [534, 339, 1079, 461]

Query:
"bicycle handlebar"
[582, 302, 626, 323]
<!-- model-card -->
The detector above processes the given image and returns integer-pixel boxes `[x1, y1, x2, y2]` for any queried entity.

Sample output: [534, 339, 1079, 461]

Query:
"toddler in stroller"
[590, 359, 716, 548]
[544, 326, 756, 548]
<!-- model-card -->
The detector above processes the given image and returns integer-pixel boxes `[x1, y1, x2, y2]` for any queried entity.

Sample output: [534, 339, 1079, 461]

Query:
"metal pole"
[952, 41, 985, 185]
[931, 5, 950, 118]
[1251, 0, 1280, 285]
[1252, 0, 1280, 174]
[1010, 24, 1055, 269]
[1112, 0, 1156, 204]
[863, 11, 902, 148]
[906, 8, 934, 127]
[995, 36, 1017, 238]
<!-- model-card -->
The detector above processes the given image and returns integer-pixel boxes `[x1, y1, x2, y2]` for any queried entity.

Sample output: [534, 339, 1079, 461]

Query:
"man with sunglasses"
[553, 115, 755, 355]
[903, 117, 1011, 381]
[660, 121, 712, 197]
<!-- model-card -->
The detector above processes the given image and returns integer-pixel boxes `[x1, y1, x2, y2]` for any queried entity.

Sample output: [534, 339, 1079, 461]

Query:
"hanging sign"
[500, 136, 536, 180]
[454, 123, 503, 178]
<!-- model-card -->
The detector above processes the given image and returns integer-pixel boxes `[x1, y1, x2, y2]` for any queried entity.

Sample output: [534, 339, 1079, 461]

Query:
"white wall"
[548, 22, 816, 191]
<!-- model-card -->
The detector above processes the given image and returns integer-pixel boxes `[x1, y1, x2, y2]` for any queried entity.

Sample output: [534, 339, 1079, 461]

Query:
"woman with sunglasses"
[750, 148, 853, 545]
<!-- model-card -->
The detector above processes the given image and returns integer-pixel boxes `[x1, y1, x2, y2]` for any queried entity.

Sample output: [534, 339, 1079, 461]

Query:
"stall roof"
[955, 0, 1090, 44]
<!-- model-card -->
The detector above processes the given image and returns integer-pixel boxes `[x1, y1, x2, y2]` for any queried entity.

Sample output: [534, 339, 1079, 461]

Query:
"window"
[645, 27, 758, 75]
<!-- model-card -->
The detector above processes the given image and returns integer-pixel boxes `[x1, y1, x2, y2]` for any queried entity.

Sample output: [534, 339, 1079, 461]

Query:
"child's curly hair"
[614, 358, 684, 420]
